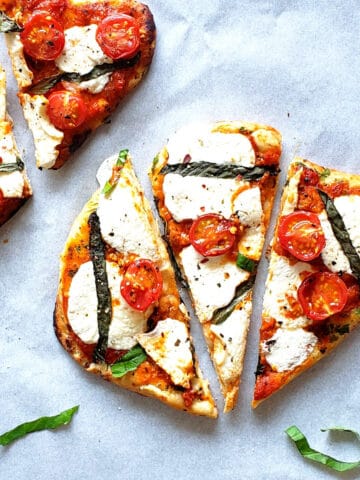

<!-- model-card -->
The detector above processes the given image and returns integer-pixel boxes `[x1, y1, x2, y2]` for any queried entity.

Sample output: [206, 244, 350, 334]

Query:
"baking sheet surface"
[1, 1, 360, 479]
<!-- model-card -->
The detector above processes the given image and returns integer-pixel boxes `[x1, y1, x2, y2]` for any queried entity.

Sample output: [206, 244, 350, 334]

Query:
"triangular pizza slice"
[54, 151, 217, 418]
[150, 121, 282, 411]
[253, 158, 360, 406]
[0, 0, 155, 169]
[0, 64, 32, 226]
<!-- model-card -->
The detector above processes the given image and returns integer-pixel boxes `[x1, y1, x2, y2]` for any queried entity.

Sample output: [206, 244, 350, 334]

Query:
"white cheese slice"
[210, 301, 251, 383]
[179, 245, 249, 322]
[334, 195, 360, 258]
[261, 327, 318, 372]
[319, 210, 351, 274]
[250, 127, 281, 154]
[262, 253, 314, 328]
[78, 73, 111, 94]
[0, 131, 24, 197]
[163, 174, 244, 222]
[137, 318, 194, 388]
[96, 160, 161, 261]
[67, 261, 150, 350]
[21, 94, 64, 169]
[5, 33, 33, 89]
[166, 123, 256, 166]
[55, 24, 113, 75]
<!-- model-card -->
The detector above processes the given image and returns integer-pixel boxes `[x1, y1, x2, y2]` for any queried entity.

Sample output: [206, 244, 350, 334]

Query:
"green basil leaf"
[320, 168, 331, 179]
[111, 344, 147, 377]
[101, 150, 128, 196]
[116, 148, 129, 166]
[0, 405, 79, 446]
[102, 180, 114, 196]
[160, 161, 279, 181]
[0, 157, 24, 173]
[285, 425, 360, 472]
[212, 276, 254, 325]
[236, 253, 256, 272]
[0, 12, 22, 32]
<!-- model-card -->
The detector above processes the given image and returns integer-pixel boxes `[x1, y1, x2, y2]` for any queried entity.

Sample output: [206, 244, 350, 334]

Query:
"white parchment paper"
[1, 1, 360, 479]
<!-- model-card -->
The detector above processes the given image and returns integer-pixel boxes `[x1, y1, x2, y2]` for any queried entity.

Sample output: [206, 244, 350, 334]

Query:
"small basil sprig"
[236, 253, 256, 272]
[111, 344, 147, 377]
[286, 425, 360, 472]
[0, 405, 79, 446]
[102, 149, 129, 196]
[0, 157, 24, 173]
[0, 12, 23, 33]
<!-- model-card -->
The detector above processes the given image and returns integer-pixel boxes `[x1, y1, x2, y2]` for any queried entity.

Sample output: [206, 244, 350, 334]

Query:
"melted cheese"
[78, 73, 111, 93]
[334, 195, 360, 257]
[263, 253, 314, 328]
[282, 168, 302, 215]
[210, 301, 251, 383]
[5, 33, 33, 88]
[0, 130, 24, 197]
[262, 328, 318, 372]
[166, 123, 256, 166]
[250, 128, 281, 154]
[96, 160, 161, 261]
[137, 318, 194, 388]
[21, 94, 63, 169]
[179, 245, 249, 322]
[67, 261, 150, 350]
[319, 210, 351, 274]
[55, 24, 113, 75]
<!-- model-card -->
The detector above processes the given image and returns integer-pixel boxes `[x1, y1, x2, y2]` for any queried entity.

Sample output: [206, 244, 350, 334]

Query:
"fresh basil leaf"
[101, 150, 128, 195]
[111, 344, 147, 377]
[30, 54, 141, 94]
[0, 12, 22, 32]
[285, 425, 360, 472]
[160, 161, 278, 181]
[212, 276, 254, 325]
[320, 168, 331, 179]
[116, 148, 129, 166]
[236, 253, 256, 272]
[0, 405, 79, 446]
[0, 157, 24, 173]
[102, 181, 114, 196]
[318, 190, 360, 281]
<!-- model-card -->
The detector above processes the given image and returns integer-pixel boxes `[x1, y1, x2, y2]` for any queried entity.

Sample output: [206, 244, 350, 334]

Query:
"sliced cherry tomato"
[300, 167, 319, 186]
[96, 14, 140, 60]
[278, 211, 325, 261]
[47, 91, 87, 130]
[20, 12, 65, 61]
[298, 272, 348, 321]
[120, 259, 163, 312]
[189, 213, 236, 257]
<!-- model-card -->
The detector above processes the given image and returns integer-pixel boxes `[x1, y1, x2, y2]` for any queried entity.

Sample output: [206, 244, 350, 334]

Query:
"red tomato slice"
[20, 12, 65, 61]
[298, 272, 348, 321]
[189, 213, 236, 257]
[120, 259, 163, 312]
[278, 211, 325, 261]
[96, 14, 140, 60]
[47, 91, 87, 130]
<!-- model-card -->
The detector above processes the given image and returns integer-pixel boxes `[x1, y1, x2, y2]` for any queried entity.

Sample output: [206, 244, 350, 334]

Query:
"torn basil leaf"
[0, 405, 79, 446]
[30, 54, 140, 94]
[111, 344, 147, 377]
[0, 12, 22, 32]
[88, 212, 112, 363]
[212, 276, 255, 325]
[286, 425, 360, 472]
[236, 253, 256, 272]
[160, 161, 278, 181]
[0, 157, 24, 173]
[102, 149, 128, 196]
[320, 168, 331, 179]
[318, 190, 360, 281]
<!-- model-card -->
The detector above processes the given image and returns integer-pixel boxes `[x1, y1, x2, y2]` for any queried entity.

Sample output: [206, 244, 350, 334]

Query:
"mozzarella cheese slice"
[137, 318, 194, 388]
[166, 123, 256, 166]
[179, 245, 250, 322]
[261, 327, 318, 372]
[55, 24, 113, 75]
[319, 210, 351, 274]
[262, 253, 314, 328]
[21, 94, 64, 169]
[334, 194, 360, 258]
[96, 157, 161, 262]
[0, 130, 24, 197]
[210, 301, 251, 383]
[67, 261, 151, 350]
